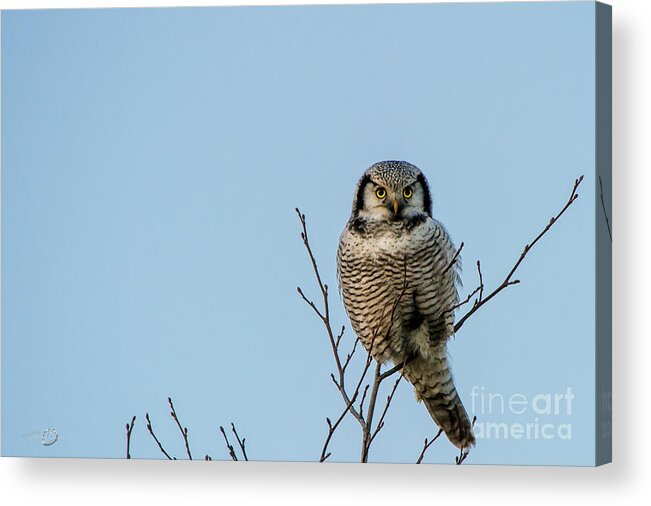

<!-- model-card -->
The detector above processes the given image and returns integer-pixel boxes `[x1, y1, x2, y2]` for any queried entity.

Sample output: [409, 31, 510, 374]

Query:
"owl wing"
[412, 218, 461, 345]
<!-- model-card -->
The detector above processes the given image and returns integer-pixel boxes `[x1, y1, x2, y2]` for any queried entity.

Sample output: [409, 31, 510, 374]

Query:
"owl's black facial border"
[353, 174, 372, 216]
[416, 173, 432, 216]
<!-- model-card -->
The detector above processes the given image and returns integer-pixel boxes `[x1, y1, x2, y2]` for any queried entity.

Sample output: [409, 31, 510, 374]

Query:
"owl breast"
[337, 218, 458, 364]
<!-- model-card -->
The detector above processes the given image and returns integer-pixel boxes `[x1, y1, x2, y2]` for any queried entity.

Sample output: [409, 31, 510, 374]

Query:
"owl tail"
[403, 354, 475, 450]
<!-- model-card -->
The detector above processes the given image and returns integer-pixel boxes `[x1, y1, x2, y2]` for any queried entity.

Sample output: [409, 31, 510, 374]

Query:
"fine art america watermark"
[470, 386, 574, 441]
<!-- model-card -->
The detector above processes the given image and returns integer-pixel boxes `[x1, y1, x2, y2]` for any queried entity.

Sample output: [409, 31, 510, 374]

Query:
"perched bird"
[337, 160, 475, 449]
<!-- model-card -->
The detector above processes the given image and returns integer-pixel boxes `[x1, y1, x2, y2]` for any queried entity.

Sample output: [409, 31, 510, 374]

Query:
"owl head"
[351, 161, 432, 221]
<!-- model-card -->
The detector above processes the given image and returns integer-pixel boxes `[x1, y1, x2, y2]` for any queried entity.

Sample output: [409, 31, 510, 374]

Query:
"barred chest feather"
[337, 216, 458, 364]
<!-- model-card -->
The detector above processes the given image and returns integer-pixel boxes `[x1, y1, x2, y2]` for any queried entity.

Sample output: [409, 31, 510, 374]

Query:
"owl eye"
[403, 187, 413, 199]
[375, 187, 387, 199]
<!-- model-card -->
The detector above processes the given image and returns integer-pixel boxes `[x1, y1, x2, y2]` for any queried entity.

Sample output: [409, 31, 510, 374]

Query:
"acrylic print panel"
[1, 1, 611, 466]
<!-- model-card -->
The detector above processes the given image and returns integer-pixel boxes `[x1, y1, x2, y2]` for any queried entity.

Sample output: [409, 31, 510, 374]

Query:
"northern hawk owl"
[337, 160, 475, 449]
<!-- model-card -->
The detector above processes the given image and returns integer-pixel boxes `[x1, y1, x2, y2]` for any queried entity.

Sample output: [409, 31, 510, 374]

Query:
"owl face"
[352, 161, 432, 221]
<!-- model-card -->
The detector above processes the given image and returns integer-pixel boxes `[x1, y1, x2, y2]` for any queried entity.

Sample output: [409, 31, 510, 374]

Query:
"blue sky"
[2, 2, 597, 465]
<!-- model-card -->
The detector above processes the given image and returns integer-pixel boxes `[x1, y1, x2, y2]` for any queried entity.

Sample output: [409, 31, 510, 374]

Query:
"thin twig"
[361, 362, 383, 462]
[296, 208, 365, 428]
[168, 397, 192, 460]
[321, 339, 378, 462]
[455, 175, 584, 332]
[220, 425, 238, 461]
[342, 337, 360, 373]
[369, 375, 403, 444]
[448, 286, 482, 315]
[442, 242, 464, 275]
[335, 325, 345, 349]
[125, 415, 136, 459]
[358, 384, 370, 419]
[378, 356, 415, 382]
[231, 423, 248, 461]
[476, 260, 484, 303]
[145, 413, 174, 460]
[599, 175, 612, 241]
[416, 428, 444, 464]
[296, 286, 325, 321]
[320, 405, 353, 462]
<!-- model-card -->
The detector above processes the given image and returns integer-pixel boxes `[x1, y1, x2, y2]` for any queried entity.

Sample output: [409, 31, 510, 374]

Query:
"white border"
[1, 0, 649, 504]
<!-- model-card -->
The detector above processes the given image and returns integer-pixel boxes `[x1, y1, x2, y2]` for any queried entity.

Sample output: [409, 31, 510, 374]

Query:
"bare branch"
[296, 208, 365, 431]
[296, 286, 325, 321]
[416, 428, 444, 464]
[455, 175, 584, 332]
[128, 401, 249, 462]
[145, 413, 174, 460]
[125, 415, 136, 460]
[335, 325, 346, 349]
[476, 260, 484, 303]
[320, 393, 358, 462]
[369, 375, 403, 444]
[378, 355, 415, 382]
[220, 425, 238, 461]
[360, 362, 382, 462]
[321, 339, 379, 461]
[231, 423, 248, 461]
[451, 286, 482, 314]
[442, 241, 464, 275]
[342, 337, 360, 373]
[599, 175, 612, 241]
[168, 397, 192, 460]
[358, 384, 370, 419]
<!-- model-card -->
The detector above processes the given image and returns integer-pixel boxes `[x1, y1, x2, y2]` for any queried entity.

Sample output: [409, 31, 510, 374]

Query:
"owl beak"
[393, 198, 400, 215]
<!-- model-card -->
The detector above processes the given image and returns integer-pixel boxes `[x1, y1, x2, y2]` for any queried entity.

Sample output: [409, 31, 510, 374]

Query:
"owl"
[337, 160, 475, 450]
